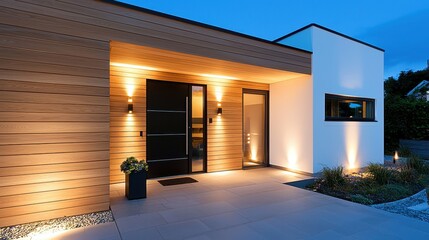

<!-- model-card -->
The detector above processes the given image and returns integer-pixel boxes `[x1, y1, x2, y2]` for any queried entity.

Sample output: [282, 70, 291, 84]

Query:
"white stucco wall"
[270, 75, 313, 173]
[311, 27, 384, 172]
[277, 25, 384, 173]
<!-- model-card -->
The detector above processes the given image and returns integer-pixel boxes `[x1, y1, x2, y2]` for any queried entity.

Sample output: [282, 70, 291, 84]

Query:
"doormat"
[158, 177, 198, 186]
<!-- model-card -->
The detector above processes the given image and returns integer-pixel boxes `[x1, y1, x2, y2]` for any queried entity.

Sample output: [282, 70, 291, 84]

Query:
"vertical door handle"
[185, 97, 189, 155]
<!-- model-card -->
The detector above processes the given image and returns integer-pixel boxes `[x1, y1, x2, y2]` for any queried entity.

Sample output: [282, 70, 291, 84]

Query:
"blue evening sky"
[121, 0, 429, 79]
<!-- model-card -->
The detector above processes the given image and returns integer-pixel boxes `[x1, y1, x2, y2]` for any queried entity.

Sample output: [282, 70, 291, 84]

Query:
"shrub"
[376, 184, 412, 203]
[406, 155, 428, 174]
[398, 145, 412, 157]
[418, 174, 429, 187]
[396, 167, 419, 184]
[367, 163, 393, 185]
[321, 166, 345, 188]
[350, 194, 374, 205]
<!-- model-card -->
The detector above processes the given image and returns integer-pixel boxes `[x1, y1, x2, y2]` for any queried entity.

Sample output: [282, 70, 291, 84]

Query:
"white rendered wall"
[311, 27, 384, 172]
[277, 26, 384, 173]
[270, 75, 313, 173]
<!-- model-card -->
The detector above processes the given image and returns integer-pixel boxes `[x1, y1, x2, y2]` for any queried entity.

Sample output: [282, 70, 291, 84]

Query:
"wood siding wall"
[0, 0, 310, 226]
[0, 19, 110, 228]
[110, 66, 269, 183]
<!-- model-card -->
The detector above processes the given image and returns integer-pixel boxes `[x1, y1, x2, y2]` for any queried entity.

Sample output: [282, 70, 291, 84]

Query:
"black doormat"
[158, 177, 198, 186]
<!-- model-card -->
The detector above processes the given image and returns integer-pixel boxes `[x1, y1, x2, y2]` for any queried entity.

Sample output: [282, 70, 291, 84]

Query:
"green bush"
[398, 145, 412, 157]
[384, 95, 429, 153]
[350, 194, 374, 205]
[418, 174, 429, 186]
[377, 184, 412, 203]
[396, 167, 418, 184]
[406, 155, 428, 174]
[321, 166, 345, 188]
[367, 163, 393, 185]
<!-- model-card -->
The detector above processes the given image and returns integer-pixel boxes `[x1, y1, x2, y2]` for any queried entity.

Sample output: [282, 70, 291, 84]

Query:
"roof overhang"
[110, 41, 309, 84]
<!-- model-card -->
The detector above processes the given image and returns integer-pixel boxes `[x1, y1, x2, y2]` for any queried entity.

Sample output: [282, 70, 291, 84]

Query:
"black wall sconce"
[217, 102, 222, 116]
[128, 97, 133, 114]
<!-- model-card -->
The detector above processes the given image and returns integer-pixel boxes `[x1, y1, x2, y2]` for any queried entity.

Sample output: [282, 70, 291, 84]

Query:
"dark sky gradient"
[121, 0, 429, 79]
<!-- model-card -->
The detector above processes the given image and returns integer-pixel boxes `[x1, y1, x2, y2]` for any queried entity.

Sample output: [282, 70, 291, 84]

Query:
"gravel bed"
[0, 210, 113, 240]
[372, 189, 429, 223]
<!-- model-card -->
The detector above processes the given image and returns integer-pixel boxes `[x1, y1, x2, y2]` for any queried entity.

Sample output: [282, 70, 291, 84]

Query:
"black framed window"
[325, 94, 375, 121]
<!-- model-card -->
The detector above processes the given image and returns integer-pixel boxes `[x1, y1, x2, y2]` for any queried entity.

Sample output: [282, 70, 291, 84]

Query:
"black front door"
[146, 80, 206, 178]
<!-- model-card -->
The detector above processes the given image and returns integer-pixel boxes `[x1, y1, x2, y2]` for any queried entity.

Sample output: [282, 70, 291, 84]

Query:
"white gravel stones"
[372, 189, 429, 223]
[0, 210, 113, 240]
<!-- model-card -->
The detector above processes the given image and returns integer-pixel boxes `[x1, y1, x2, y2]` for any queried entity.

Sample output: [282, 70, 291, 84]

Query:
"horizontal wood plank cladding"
[0, 102, 109, 114]
[0, 142, 109, 155]
[0, 176, 109, 197]
[0, 133, 109, 145]
[0, 0, 311, 74]
[0, 32, 109, 59]
[0, 91, 108, 105]
[0, 79, 109, 96]
[0, 70, 109, 87]
[0, 1, 110, 226]
[0, 122, 109, 134]
[0, 151, 109, 168]
[0, 195, 109, 218]
[0, 113, 109, 122]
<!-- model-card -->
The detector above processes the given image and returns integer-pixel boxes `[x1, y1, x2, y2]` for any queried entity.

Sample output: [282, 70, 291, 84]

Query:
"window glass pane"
[243, 93, 266, 167]
[325, 94, 375, 121]
[191, 86, 204, 172]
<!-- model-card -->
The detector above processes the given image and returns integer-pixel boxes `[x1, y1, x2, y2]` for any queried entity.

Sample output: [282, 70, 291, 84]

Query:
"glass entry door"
[191, 86, 205, 173]
[243, 90, 268, 168]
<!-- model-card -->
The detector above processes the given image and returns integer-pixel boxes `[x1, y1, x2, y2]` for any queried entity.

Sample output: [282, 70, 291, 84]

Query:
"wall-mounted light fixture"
[128, 97, 133, 114]
[217, 102, 222, 116]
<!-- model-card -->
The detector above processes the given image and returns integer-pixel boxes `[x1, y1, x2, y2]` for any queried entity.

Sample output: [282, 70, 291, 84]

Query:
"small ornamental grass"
[308, 159, 429, 205]
[120, 156, 148, 174]
[367, 163, 393, 185]
[321, 166, 345, 188]
[406, 155, 428, 174]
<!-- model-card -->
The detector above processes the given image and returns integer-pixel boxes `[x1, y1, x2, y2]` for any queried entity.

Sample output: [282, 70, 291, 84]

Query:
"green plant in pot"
[120, 156, 148, 200]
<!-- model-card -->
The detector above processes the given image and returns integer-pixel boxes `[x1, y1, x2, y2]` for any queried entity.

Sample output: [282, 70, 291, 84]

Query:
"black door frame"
[242, 89, 269, 168]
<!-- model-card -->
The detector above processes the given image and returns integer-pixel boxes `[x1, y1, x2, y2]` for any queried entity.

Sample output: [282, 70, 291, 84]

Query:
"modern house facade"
[0, 0, 383, 227]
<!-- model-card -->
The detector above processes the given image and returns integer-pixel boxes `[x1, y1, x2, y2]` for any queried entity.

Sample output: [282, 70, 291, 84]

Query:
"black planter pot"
[125, 171, 147, 200]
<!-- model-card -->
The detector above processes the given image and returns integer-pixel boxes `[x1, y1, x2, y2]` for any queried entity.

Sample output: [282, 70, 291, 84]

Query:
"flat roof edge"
[102, 0, 312, 54]
[273, 23, 385, 52]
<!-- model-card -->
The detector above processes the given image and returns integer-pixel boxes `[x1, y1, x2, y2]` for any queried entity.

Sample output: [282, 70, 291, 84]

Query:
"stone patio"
[51, 168, 429, 240]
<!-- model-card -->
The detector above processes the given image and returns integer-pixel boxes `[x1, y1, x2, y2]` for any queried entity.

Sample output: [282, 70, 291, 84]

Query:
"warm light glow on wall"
[126, 114, 134, 125]
[344, 123, 360, 170]
[125, 77, 136, 95]
[215, 87, 223, 102]
[200, 73, 237, 80]
[287, 147, 298, 170]
[110, 62, 157, 71]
